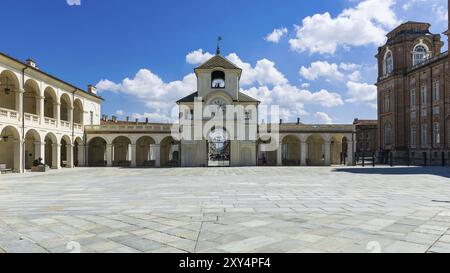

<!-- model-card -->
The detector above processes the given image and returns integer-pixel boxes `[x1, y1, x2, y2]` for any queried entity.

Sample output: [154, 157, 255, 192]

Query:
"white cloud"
[289, 0, 398, 54]
[300, 61, 344, 81]
[265, 28, 288, 43]
[96, 70, 196, 122]
[432, 4, 448, 22]
[243, 84, 344, 120]
[115, 110, 125, 116]
[186, 49, 214, 65]
[348, 71, 362, 82]
[346, 81, 377, 104]
[66, 0, 81, 6]
[314, 112, 333, 124]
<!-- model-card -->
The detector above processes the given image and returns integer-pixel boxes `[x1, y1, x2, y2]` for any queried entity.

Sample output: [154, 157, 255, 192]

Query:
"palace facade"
[376, 15, 450, 165]
[1, 51, 356, 173]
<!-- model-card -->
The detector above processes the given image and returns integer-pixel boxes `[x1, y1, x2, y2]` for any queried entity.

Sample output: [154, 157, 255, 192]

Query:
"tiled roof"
[195, 55, 241, 70]
[177, 91, 260, 103]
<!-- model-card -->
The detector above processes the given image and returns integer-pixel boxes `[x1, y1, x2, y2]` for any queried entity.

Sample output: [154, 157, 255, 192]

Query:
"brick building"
[376, 9, 449, 165]
[353, 119, 378, 157]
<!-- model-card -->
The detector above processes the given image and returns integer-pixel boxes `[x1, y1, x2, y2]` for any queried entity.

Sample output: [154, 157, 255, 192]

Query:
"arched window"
[211, 71, 225, 89]
[384, 51, 393, 76]
[413, 44, 429, 66]
[384, 122, 392, 146]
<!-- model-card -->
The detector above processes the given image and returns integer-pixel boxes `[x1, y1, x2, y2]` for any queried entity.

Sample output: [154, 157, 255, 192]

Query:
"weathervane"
[216, 36, 222, 55]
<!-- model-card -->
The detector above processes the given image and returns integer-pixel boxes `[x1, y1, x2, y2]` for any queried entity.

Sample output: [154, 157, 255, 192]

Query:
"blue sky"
[1, 0, 448, 124]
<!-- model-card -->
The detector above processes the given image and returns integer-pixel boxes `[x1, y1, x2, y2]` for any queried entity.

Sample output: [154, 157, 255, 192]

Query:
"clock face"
[212, 78, 225, 88]
[212, 99, 226, 110]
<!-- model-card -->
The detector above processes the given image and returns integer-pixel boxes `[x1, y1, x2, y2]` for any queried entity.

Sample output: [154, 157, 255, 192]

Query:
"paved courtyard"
[1, 166, 450, 253]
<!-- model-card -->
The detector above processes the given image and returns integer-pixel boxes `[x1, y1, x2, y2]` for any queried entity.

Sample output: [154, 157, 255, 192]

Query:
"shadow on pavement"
[334, 167, 450, 179]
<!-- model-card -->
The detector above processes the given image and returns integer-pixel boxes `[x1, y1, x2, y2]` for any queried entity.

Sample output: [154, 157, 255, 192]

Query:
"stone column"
[347, 141, 354, 166]
[276, 141, 283, 166]
[68, 106, 73, 128]
[39, 96, 45, 125]
[14, 139, 23, 173]
[106, 144, 113, 167]
[66, 144, 74, 168]
[77, 145, 85, 167]
[52, 143, 61, 169]
[130, 144, 137, 167]
[150, 144, 161, 167]
[324, 141, 331, 166]
[55, 102, 61, 127]
[16, 89, 24, 121]
[300, 141, 308, 166]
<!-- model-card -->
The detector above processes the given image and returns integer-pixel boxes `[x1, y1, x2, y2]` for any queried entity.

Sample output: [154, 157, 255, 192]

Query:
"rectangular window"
[433, 80, 440, 102]
[90, 111, 94, 125]
[433, 106, 440, 115]
[411, 127, 416, 147]
[433, 122, 440, 145]
[421, 108, 427, 117]
[421, 85, 427, 104]
[384, 95, 390, 112]
[410, 111, 416, 120]
[421, 124, 428, 146]
[410, 89, 416, 108]
[245, 110, 251, 120]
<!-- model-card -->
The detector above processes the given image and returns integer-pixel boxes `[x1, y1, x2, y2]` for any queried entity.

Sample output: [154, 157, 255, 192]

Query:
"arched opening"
[330, 135, 346, 165]
[112, 136, 131, 167]
[207, 128, 230, 167]
[306, 134, 325, 166]
[60, 94, 71, 122]
[60, 135, 72, 168]
[73, 137, 84, 167]
[281, 135, 301, 166]
[136, 136, 156, 167]
[0, 126, 21, 172]
[24, 129, 41, 169]
[413, 44, 430, 66]
[384, 50, 393, 76]
[88, 137, 107, 167]
[258, 138, 277, 166]
[24, 80, 40, 116]
[0, 70, 20, 112]
[211, 71, 225, 89]
[44, 133, 57, 168]
[44, 87, 57, 119]
[161, 136, 180, 167]
[73, 99, 83, 125]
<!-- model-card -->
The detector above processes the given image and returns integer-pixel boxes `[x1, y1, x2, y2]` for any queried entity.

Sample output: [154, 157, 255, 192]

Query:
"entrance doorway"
[208, 128, 230, 167]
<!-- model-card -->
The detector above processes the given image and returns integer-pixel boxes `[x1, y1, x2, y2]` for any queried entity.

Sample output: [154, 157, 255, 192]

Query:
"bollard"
[442, 152, 445, 167]
[362, 153, 365, 167]
[390, 152, 394, 167]
[372, 154, 376, 167]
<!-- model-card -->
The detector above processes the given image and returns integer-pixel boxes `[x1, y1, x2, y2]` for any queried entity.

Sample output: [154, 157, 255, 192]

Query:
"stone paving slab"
[0, 166, 450, 253]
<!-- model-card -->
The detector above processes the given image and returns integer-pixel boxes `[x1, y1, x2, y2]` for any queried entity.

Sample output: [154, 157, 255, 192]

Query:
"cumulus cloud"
[66, 0, 81, 6]
[186, 49, 214, 65]
[96, 70, 196, 122]
[300, 61, 363, 82]
[186, 49, 288, 86]
[300, 61, 344, 81]
[346, 81, 377, 107]
[289, 0, 398, 54]
[265, 28, 288, 43]
[314, 112, 333, 124]
[243, 84, 344, 120]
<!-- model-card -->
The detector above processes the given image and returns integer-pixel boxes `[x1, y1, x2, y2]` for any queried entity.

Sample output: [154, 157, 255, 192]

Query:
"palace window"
[433, 122, 441, 145]
[411, 127, 417, 147]
[420, 85, 427, 104]
[410, 111, 416, 121]
[413, 44, 430, 66]
[384, 51, 393, 76]
[433, 80, 440, 102]
[384, 122, 392, 146]
[211, 71, 225, 89]
[410, 89, 416, 108]
[384, 95, 390, 112]
[433, 106, 440, 115]
[421, 124, 428, 146]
